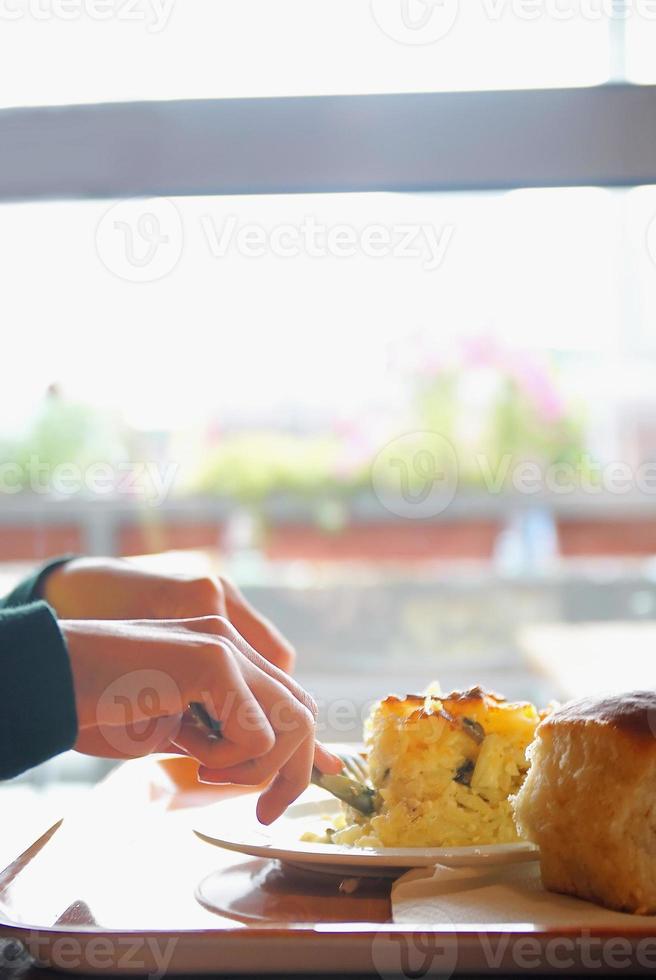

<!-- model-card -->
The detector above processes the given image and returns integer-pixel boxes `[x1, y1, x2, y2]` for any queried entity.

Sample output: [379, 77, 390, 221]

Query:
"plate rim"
[192, 789, 540, 869]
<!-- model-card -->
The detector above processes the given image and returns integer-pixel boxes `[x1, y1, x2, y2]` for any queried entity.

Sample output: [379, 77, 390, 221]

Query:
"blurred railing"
[1, 490, 656, 562]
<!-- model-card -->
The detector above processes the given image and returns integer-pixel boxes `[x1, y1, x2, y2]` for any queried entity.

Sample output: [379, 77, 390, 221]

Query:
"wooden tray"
[1, 756, 655, 975]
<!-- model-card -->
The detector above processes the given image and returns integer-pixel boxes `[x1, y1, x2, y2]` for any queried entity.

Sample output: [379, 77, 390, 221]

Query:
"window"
[3, 4, 656, 775]
[0, 0, 613, 109]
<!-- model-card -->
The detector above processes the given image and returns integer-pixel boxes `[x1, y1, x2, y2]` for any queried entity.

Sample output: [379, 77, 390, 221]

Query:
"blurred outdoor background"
[2, 3, 656, 803]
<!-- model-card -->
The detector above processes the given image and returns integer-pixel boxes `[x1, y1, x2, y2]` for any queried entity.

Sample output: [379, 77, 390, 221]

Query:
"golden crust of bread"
[540, 690, 656, 745]
[513, 690, 656, 915]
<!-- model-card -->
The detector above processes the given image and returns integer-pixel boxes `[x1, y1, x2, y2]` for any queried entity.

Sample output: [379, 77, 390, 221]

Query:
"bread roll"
[513, 691, 656, 914]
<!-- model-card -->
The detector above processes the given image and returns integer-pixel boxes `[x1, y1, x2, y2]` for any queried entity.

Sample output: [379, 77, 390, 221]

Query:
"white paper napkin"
[391, 861, 656, 928]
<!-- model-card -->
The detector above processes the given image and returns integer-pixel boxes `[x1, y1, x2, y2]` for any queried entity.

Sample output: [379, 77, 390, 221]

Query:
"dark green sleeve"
[0, 558, 78, 780]
[0, 555, 76, 610]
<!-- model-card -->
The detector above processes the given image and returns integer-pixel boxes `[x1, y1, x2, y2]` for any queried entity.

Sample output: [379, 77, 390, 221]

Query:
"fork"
[189, 703, 379, 816]
[311, 750, 380, 816]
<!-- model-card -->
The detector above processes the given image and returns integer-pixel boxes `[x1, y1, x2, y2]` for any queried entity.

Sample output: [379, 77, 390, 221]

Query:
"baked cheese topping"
[333, 686, 541, 848]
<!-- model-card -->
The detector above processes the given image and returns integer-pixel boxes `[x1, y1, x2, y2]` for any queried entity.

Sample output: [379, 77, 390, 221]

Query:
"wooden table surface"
[0, 757, 392, 976]
[3, 756, 653, 978]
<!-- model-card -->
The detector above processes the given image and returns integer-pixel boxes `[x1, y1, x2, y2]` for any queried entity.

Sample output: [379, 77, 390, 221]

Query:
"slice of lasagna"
[333, 686, 540, 848]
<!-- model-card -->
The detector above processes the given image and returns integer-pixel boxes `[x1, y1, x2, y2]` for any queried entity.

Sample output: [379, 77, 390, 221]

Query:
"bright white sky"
[626, 20, 656, 82]
[0, 0, 616, 108]
[3, 186, 656, 436]
[1, 3, 654, 438]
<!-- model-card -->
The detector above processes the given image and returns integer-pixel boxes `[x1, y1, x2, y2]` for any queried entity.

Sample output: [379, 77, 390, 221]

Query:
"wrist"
[40, 559, 75, 613]
[24, 555, 79, 610]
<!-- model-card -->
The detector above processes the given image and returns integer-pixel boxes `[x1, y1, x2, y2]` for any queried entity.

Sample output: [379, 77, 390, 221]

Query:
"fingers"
[167, 615, 343, 778]
[200, 712, 316, 825]
[169, 716, 267, 769]
[220, 577, 296, 673]
[256, 733, 315, 825]
[198, 637, 276, 757]
[81, 623, 279, 766]
[198, 660, 316, 786]
[193, 615, 317, 718]
[314, 741, 344, 775]
[174, 575, 227, 620]
[197, 729, 309, 788]
[150, 613, 319, 722]
[198, 651, 325, 823]
[173, 573, 296, 673]
[67, 611, 338, 820]
[234, 633, 342, 774]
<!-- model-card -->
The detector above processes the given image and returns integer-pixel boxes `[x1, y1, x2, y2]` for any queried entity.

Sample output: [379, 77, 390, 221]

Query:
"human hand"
[61, 614, 341, 824]
[43, 557, 295, 672]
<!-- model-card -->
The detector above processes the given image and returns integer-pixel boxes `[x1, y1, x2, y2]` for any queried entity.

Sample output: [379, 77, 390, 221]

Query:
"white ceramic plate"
[193, 787, 539, 877]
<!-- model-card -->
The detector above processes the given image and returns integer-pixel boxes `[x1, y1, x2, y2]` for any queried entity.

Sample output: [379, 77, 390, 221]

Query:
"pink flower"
[507, 352, 565, 423]
[461, 335, 502, 368]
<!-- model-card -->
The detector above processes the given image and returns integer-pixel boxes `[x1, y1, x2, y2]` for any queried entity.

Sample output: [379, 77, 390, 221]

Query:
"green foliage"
[415, 355, 586, 490]
[3, 349, 587, 504]
[191, 432, 366, 502]
[0, 394, 127, 493]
